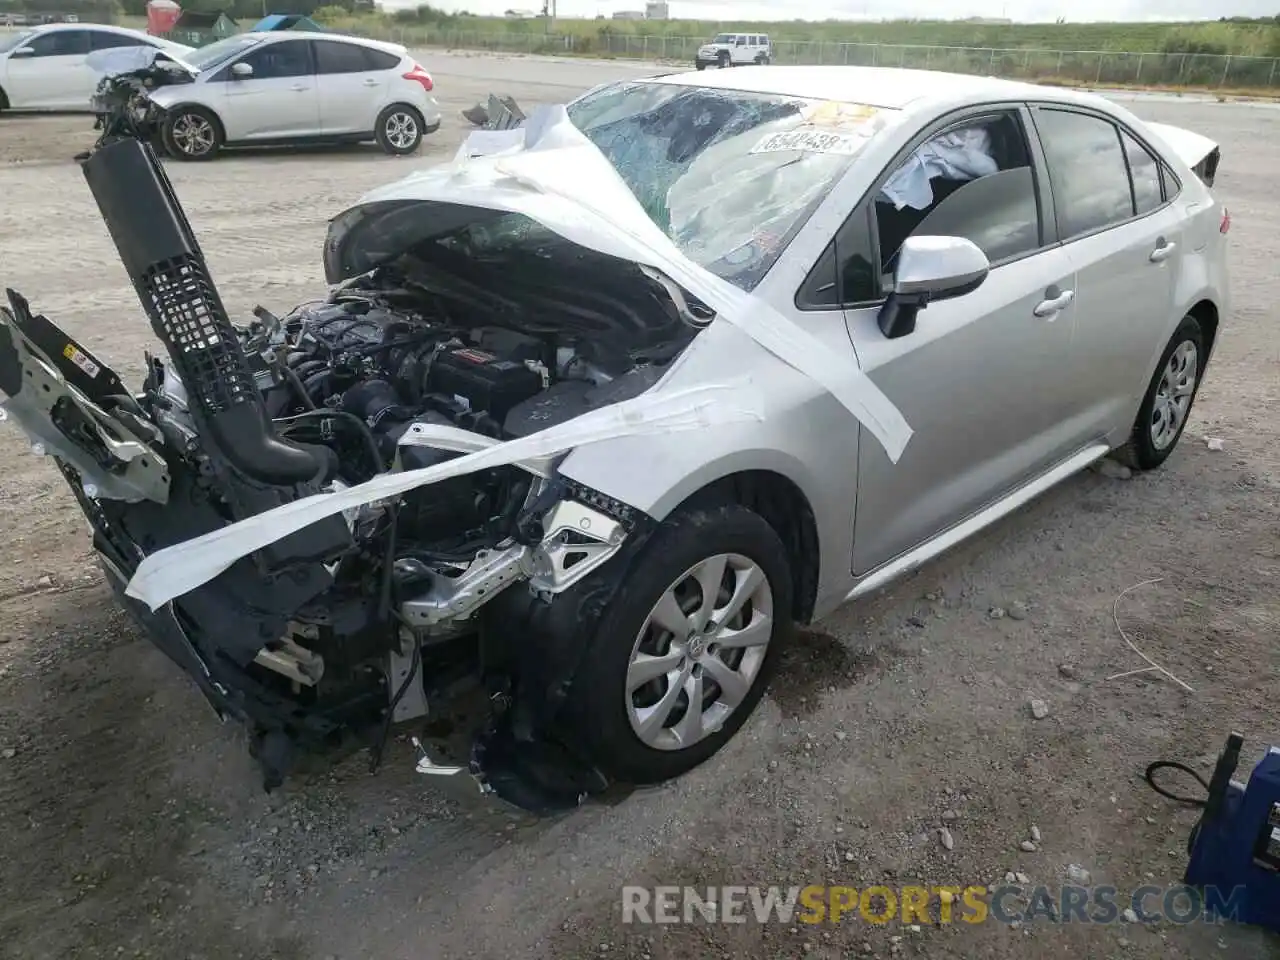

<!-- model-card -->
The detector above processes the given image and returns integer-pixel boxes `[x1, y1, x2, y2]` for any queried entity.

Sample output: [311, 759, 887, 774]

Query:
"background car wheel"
[695, 62, 706, 71]
[162, 106, 222, 162]
[565, 502, 793, 785]
[755, 54, 771, 64]
[1113, 314, 1207, 471]
[376, 104, 424, 156]
[717, 52, 731, 68]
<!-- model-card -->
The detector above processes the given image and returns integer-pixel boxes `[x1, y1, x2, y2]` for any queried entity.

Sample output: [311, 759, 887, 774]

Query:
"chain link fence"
[344, 25, 1280, 90]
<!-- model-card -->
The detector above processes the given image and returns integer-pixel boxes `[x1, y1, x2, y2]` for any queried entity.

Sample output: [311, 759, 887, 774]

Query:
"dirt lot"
[0, 53, 1278, 960]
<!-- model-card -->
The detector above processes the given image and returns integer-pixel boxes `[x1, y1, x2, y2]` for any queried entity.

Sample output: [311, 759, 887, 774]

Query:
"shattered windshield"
[563, 80, 896, 291]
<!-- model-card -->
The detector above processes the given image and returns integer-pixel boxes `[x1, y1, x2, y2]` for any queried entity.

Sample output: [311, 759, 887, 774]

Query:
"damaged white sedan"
[0, 66, 1228, 811]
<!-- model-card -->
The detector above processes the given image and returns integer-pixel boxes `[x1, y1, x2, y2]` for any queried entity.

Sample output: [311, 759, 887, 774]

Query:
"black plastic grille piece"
[140, 253, 258, 416]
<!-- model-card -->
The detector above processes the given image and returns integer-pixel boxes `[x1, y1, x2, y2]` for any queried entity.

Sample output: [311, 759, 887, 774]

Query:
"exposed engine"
[0, 134, 707, 810]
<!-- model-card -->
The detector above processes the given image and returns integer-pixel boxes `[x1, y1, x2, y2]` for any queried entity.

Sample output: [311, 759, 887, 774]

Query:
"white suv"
[694, 32, 771, 70]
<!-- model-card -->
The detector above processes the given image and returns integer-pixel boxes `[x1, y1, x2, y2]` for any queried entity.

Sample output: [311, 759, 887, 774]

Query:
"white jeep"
[694, 32, 771, 70]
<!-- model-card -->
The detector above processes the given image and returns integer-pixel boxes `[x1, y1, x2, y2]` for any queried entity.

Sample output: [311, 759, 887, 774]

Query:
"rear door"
[313, 38, 394, 135]
[1028, 105, 1184, 443]
[218, 37, 319, 140]
[6, 28, 91, 108]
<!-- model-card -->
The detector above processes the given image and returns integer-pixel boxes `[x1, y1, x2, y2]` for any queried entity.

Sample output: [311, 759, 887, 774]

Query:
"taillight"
[402, 63, 433, 93]
[1220, 208, 1231, 234]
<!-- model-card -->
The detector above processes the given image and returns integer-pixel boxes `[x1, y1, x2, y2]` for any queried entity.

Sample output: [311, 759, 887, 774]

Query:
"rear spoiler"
[1145, 121, 1220, 188]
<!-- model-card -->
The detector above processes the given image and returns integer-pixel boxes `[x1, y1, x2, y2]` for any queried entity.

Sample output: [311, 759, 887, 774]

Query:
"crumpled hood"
[123, 105, 913, 610]
[323, 105, 910, 454]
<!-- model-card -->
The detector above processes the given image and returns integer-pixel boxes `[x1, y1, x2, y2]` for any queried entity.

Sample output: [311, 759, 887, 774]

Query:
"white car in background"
[145, 31, 442, 160]
[694, 32, 772, 70]
[0, 23, 194, 111]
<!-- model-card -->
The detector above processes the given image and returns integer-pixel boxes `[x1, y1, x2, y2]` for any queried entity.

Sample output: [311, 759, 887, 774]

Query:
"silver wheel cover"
[1150, 339, 1199, 450]
[625, 553, 774, 752]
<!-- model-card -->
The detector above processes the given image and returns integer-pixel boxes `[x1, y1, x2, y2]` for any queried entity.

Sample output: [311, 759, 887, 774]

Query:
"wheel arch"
[0, 83, 9, 110]
[1186, 298, 1220, 362]
[667, 469, 821, 625]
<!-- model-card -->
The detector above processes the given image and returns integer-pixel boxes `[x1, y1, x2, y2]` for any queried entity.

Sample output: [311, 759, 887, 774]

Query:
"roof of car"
[647, 65, 1096, 113]
[250, 29, 405, 54]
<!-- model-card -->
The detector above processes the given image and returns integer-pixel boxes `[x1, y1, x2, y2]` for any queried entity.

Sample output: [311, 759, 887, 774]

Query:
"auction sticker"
[750, 127, 870, 156]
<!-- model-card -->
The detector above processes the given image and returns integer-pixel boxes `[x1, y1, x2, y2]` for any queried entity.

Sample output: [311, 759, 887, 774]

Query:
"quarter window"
[1034, 108, 1134, 239]
[1122, 129, 1164, 215]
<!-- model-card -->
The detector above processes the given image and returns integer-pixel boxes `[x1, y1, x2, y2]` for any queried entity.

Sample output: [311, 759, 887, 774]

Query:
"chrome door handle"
[362, 78, 380, 86]
[1033, 289, 1075, 318]
[1150, 240, 1177, 263]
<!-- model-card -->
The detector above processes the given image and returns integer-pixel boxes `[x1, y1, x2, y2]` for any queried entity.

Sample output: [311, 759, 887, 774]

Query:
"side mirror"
[10, 46, 35, 58]
[878, 235, 989, 340]
[231, 61, 253, 79]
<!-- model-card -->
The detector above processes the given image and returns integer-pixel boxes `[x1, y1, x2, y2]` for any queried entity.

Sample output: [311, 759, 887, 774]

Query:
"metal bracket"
[528, 500, 626, 594]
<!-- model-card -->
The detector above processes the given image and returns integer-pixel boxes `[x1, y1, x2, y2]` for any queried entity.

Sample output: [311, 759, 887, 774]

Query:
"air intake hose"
[81, 138, 318, 486]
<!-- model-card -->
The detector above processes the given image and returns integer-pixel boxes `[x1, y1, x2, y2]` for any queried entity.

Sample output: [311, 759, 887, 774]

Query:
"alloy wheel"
[170, 113, 214, 157]
[625, 553, 773, 752]
[384, 111, 419, 151]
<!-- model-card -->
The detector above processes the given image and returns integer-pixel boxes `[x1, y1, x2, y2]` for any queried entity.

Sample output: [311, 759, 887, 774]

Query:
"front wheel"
[564, 502, 793, 785]
[376, 104, 424, 156]
[1113, 314, 1207, 471]
[162, 106, 222, 161]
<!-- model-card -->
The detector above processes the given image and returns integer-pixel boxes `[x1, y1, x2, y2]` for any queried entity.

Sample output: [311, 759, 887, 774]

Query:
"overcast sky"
[402, 0, 1275, 21]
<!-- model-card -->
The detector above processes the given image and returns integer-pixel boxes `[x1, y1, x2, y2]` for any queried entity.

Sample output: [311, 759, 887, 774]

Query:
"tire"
[755, 54, 771, 65]
[375, 104, 424, 156]
[1112, 314, 1207, 471]
[717, 52, 731, 69]
[563, 502, 794, 785]
[695, 62, 706, 71]
[162, 105, 222, 162]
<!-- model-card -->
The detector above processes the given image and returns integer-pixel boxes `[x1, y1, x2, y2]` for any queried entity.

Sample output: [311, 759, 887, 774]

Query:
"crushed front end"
[0, 137, 703, 812]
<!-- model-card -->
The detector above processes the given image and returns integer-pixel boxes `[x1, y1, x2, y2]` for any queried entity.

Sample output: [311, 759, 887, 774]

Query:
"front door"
[842, 106, 1085, 574]
[6, 28, 91, 108]
[218, 37, 319, 141]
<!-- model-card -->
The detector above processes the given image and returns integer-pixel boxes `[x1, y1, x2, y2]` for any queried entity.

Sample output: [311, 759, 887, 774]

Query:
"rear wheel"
[375, 104, 424, 156]
[162, 106, 222, 161]
[1113, 314, 1207, 471]
[755, 53, 771, 64]
[564, 502, 793, 784]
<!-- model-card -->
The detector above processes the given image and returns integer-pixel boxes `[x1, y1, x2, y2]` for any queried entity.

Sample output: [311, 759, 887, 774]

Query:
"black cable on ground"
[1144, 760, 1211, 808]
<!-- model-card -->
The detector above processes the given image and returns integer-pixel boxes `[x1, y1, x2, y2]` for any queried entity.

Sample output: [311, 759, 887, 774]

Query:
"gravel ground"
[0, 52, 1278, 960]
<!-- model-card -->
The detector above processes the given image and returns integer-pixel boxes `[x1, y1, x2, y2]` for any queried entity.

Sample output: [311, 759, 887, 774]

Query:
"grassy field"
[108, 11, 1280, 91]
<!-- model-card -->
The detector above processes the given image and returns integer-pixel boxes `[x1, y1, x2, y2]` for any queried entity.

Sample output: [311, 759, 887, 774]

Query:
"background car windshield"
[711, 34, 733, 43]
[0, 30, 34, 54]
[182, 34, 260, 71]
[564, 80, 892, 290]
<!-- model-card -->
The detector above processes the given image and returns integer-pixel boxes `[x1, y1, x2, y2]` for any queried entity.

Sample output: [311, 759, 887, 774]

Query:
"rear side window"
[1034, 108, 1133, 239]
[1121, 130, 1164, 215]
[314, 39, 370, 74]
